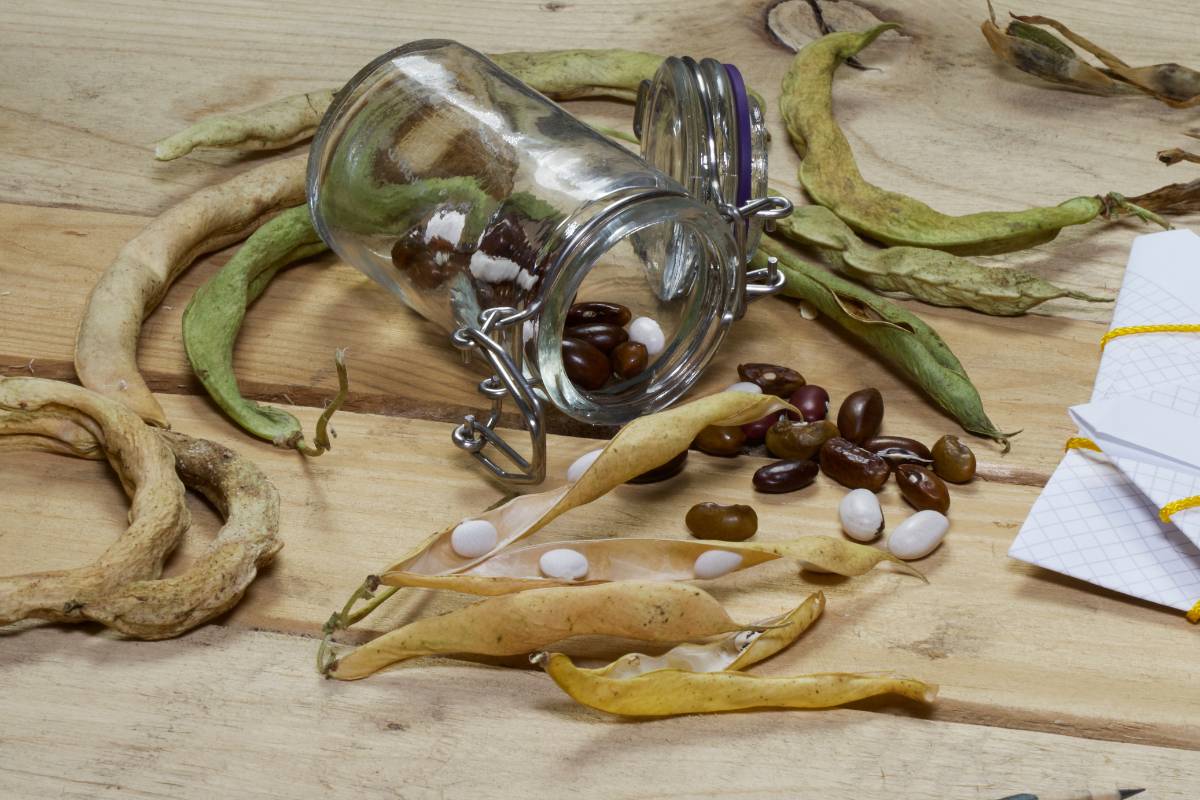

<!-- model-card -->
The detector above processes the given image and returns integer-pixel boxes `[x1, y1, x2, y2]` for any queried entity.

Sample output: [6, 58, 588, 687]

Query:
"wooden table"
[2, 1, 1198, 797]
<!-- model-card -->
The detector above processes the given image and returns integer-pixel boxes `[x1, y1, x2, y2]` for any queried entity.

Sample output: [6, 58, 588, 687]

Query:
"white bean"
[724, 381, 763, 394]
[566, 447, 604, 482]
[839, 488, 884, 542]
[450, 519, 498, 558]
[886, 510, 950, 560]
[693, 549, 744, 580]
[538, 548, 590, 580]
[627, 316, 665, 355]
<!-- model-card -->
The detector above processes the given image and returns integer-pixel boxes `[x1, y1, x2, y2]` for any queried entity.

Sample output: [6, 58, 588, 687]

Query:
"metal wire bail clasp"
[720, 194, 793, 318]
[449, 306, 546, 485]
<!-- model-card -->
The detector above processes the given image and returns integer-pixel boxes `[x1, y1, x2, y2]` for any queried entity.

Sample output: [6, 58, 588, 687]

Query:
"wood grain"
[2, 394, 1197, 750]
[0, 201, 1099, 484]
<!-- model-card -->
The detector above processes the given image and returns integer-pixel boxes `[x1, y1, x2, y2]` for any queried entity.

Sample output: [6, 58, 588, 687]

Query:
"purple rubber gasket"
[723, 63, 753, 207]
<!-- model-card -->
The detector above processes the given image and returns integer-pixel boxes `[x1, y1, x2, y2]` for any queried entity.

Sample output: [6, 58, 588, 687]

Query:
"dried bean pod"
[325, 581, 752, 680]
[75, 156, 308, 426]
[182, 205, 347, 453]
[154, 90, 337, 160]
[779, 27, 1167, 256]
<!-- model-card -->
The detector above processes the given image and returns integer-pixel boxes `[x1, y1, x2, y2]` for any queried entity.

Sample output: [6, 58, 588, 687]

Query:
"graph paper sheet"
[1009, 229, 1200, 612]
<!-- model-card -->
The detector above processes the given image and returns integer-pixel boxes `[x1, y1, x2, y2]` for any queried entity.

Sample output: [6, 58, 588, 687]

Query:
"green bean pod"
[758, 238, 1014, 450]
[780, 26, 1162, 256]
[182, 205, 346, 455]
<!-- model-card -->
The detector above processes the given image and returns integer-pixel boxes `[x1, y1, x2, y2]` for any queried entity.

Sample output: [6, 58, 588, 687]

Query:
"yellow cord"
[1188, 601, 1200, 624]
[1100, 324, 1200, 350]
[1064, 437, 1200, 522]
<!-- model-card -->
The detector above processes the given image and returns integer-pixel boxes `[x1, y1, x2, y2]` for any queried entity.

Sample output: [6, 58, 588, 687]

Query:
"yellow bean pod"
[537, 652, 938, 717]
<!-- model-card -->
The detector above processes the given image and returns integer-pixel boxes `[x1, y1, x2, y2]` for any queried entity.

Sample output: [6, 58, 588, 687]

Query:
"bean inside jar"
[560, 300, 664, 390]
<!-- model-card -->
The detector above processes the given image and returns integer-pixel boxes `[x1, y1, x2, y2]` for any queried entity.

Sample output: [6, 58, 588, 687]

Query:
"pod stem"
[1102, 192, 1172, 230]
[292, 348, 349, 457]
[317, 573, 398, 676]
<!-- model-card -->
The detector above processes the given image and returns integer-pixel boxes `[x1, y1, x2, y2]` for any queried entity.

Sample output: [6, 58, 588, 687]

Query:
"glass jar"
[308, 40, 790, 484]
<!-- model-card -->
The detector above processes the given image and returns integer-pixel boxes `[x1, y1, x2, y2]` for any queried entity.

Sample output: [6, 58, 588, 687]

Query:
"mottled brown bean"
[565, 322, 628, 354]
[819, 437, 889, 491]
[752, 459, 820, 494]
[562, 337, 610, 390]
[765, 418, 839, 460]
[931, 434, 976, 483]
[566, 301, 632, 328]
[861, 435, 933, 468]
[611, 340, 648, 379]
[737, 363, 805, 397]
[692, 425, 746, 457]
[627, 450, 688, 484]
[837, 388, 884, 444]
[789, 385, 830, 422]
[684, 502, 758, 541]
[895, 464, 951, 514]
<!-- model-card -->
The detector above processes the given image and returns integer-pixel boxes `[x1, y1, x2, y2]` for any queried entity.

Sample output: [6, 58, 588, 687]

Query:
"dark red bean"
[836, 388, 884, 444]
[819, 437, 889, 491]
[566, 301, 632, 328]
[611, 341, 648, 379]
[565, 323, 627, 354]
[737, 363, 805, 397]
[627, 450, 687, 484]
[561, 337, 610, 391]
[693, 425, 746, 457]
[752, 459, 819, 494]
[895, 464, 951, 513]
[741, 411, 785, 444]
[789, 385, 830, 422]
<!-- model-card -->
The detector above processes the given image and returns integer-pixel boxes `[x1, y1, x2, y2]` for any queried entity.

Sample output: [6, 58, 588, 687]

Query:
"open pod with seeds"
[0, 377, 281, 639]
[378, 535, 919, 595]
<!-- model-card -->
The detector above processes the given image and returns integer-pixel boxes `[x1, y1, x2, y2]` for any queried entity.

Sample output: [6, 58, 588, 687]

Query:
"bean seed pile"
[683, 362, 976, 561]
[559, 300, 662, 389]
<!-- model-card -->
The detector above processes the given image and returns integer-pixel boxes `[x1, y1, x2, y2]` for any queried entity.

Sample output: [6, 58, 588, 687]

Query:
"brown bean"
[565, 322, 628, 354]
[837, 388, 884, 444]
[562, 337, 610, 391]
[627, 450, 687, 484]
[566, 301, 632, 327]
[895, 464, 951, 514]
[819, 437, 889, 491]
[861, 435, 933, 468]
[931, 434, 976, 484]
[752, 459, 820, 494]
[741, 411, 785, 444]
[692, 425, 746, 457]
[685, 502, 758, 541]
[392, 233, 462, 290]
[737, 362, 805, 397]
[765, 418, 839, 460]
[611, 341, 648, 379]
[788, 384, 830, 422]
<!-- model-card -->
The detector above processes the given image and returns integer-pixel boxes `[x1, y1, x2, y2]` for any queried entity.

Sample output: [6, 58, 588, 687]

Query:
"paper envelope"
[1009, 229, 1200, 613]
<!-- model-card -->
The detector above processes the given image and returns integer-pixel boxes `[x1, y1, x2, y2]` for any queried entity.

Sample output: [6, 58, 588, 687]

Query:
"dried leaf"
[378, 535, 916, 595]
[1126, 179, 1200, 215]
[326, 581, 759, 680]
[537, 652, 938, 717]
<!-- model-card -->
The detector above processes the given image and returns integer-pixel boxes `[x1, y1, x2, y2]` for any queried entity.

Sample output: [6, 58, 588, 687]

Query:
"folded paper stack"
[1010, 229, 1200, 620]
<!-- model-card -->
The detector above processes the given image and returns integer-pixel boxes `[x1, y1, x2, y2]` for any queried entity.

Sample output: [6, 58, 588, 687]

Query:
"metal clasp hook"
[449, 306, 546, 485]
[718, 194, 793, 318]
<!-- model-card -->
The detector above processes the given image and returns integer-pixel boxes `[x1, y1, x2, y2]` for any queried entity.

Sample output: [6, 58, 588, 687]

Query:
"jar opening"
[529, 195, 739, 425]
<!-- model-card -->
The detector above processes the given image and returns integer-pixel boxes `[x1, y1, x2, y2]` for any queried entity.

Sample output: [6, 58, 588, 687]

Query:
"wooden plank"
[0, 201, 1098, 484]
[4, 624, 1199, 800]
[2, 393, 1197, 749]
[2, 0, 1198, 320]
